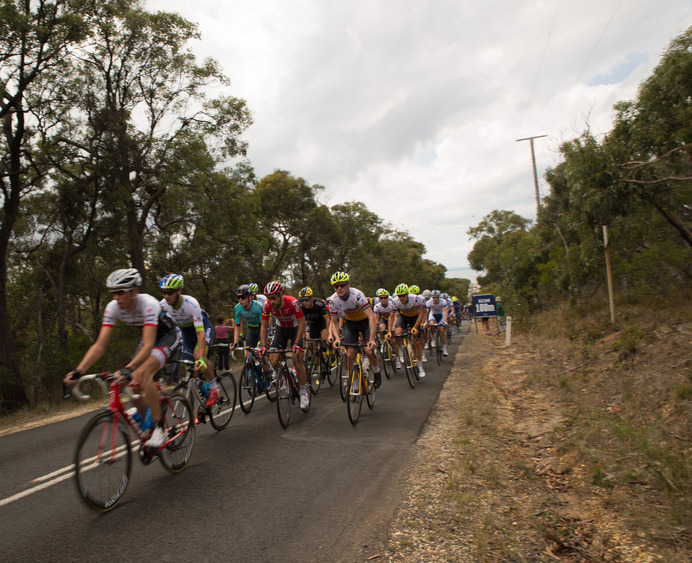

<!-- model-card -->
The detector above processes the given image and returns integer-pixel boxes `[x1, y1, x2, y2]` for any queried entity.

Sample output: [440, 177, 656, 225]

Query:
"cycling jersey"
[300, 298, 329, 323]
[391, 294, 423, 318]
[426, 298, 448, 316]
[327, 287, 370, 322]
[103, 293, 177, 338]
[262, 295, 304, 328]
[234, 299, 263, 328]
[160, 294, 206, 333]
[374, 299, 394, 320]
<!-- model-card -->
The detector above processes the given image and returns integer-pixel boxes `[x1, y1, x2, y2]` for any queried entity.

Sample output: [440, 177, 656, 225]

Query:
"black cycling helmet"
[236, 284, 252, 298]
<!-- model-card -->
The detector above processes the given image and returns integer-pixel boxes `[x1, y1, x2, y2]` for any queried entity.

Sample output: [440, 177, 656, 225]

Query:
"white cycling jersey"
[391, 294, 424, 318]
[426, 298, 448, 316]
[160, 294, 205, 332]
[327, 287, 370, 322]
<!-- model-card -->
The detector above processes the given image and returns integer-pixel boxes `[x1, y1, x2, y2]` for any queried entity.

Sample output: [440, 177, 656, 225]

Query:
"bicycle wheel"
[263, 366, 278, 402]
[74, 411, 132, 513]
[378, 341, 391, 380]
[365, 363, 376, 409]
[209, 372, 236, 430]
[435, 331, 443, 365]
[339, 353, 349, 402]
[347, 364, 363, 425]
[403, 342, 417, 389]
[159, 393, 195, 473]
[325, 350, 337, 386]
[309, 353, 322, 395]
[276, 367, 291, 429]
[239, 363, 257, 414]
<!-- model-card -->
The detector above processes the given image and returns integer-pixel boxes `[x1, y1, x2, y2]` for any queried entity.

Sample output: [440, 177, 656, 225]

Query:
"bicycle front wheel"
[276, 367, 291, 429]
[435, 331, 443, 365]
[403, 343, 417, 389]
[347, 364, 363, 425]
[74, 411, 131, 513]
[209, 372, 236, 430]
[309, 354, 322, 395]
[325, 350, 337, 386]
[159, 393, 195, 473]
[378, 341, 391, 380]
[239, 363, 257, 414]
[365, 363, 376, 409]
[339, 353, 349, 402]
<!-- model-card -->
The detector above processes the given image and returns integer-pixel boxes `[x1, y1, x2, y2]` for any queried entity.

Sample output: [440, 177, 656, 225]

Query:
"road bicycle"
[376, 330, 397, 380]
[172, 360, 236, 429]
[271, 348, 311, 428]
[304, 337, 337, 395]
[239, 346, 277, 414]
[345, 343, 376, 425]
[71, 372, 195, 512]
[427, 324, 444, 365]
[394, 330, 420, 388]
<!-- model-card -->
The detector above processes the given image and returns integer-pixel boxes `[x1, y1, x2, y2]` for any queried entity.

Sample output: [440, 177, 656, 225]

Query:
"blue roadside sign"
[472, 294, 497, 317]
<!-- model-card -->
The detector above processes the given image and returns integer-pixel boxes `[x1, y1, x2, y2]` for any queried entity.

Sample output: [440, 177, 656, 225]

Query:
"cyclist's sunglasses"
[333, 283, 348, 289]
[161, 290, 177, 296]
[299, 298, 311, 303]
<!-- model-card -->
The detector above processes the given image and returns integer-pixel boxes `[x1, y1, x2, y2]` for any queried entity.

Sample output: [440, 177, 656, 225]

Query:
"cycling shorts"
[140, 327, 182, 370]
[270, 326, 304, 350]
[308, 317, 327, 338]
[343, 318, 370, 346]
[245, 325, 261, 349]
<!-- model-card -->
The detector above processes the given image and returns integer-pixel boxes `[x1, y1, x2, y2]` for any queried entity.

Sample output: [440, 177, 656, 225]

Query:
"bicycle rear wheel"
[276, 367, 291, 428]
[159, 393, 195, 473]
[347, 364, 363, 425]
[263, 366, 278, 402]
[239, 363, 257, 414]
[74, 411, 131, 513]
[209, 372, 236, 430]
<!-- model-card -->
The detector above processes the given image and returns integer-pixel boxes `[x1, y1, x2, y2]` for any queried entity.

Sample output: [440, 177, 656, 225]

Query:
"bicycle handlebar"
[71, 372, 139, 402]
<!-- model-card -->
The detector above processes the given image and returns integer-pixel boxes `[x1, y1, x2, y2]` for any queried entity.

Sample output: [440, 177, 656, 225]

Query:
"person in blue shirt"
[233, 284, 264, 361]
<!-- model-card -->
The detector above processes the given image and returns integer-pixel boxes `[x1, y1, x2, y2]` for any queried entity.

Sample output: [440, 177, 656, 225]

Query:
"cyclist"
[259, 281, 310, 409]
[373, 288, 397, 365]
[298, 286, 331, 350]
[326, 271, 382, 388]
[159, 274, 218, 408]
[426, 289, 449, 356]
[408, 284, 427, 363]
[233, 284, 264, 357]
[64, 268, 181, 450]
[387, 283, 426, 378]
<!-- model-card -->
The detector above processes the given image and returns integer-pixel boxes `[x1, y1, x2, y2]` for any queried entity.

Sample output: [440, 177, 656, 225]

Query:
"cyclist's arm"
[260, 318, 268, 348]
[295, 315, 306, 346]
[194, 327, 207, 361]
[364, 307, 377, 347]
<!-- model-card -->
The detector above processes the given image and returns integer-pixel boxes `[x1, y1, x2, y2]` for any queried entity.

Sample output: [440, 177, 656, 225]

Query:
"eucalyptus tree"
[0, 0, 90, 411]
[43, 0, 251, 288]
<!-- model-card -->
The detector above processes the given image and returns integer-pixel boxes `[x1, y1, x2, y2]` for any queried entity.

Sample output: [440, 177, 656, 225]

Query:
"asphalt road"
[0, 331, 465, 562]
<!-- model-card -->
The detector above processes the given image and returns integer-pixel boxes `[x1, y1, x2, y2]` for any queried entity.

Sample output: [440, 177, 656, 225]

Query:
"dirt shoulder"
[370, 327, 691, 562]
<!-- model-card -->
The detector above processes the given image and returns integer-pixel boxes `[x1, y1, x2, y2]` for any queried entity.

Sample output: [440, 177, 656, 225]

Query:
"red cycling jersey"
[262, 295, 304, 328]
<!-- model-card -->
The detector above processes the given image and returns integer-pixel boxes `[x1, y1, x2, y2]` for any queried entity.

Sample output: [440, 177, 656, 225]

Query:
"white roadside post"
[505, 316, 512, 347]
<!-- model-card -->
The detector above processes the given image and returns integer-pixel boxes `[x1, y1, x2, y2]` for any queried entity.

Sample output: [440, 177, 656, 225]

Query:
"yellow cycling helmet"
[298, 286, 313, 299]
[394, 283, 409, 296]
[330, 271, 350, 285]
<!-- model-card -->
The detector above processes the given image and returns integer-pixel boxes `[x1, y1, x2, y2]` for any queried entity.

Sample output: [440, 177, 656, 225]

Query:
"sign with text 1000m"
[473, 294, 497, 317]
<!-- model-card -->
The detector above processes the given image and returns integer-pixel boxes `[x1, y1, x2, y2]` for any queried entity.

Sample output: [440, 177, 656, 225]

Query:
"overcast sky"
[146, 0, 692, 281]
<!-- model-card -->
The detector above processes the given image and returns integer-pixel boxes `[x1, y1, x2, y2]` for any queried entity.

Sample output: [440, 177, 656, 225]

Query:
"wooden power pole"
[516, 134, 547, 215]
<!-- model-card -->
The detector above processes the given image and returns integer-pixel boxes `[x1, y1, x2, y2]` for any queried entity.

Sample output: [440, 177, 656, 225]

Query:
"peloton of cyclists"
[64, 269, 182, 451]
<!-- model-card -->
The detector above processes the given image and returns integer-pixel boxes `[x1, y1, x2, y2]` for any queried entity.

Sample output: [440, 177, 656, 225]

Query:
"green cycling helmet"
[408, 284, 420, 294]
[375, 288, 390, 297]
[394, 283, 409, 296]
[330, 271, 350, 285]
[159, 273, 184, 290]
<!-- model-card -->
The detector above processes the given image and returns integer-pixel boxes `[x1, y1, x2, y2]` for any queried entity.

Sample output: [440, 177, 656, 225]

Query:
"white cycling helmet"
[106, 268, 142, 290]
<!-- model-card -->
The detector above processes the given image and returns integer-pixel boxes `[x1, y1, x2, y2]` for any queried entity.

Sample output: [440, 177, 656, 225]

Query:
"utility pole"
[516, 134, 547, 215]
